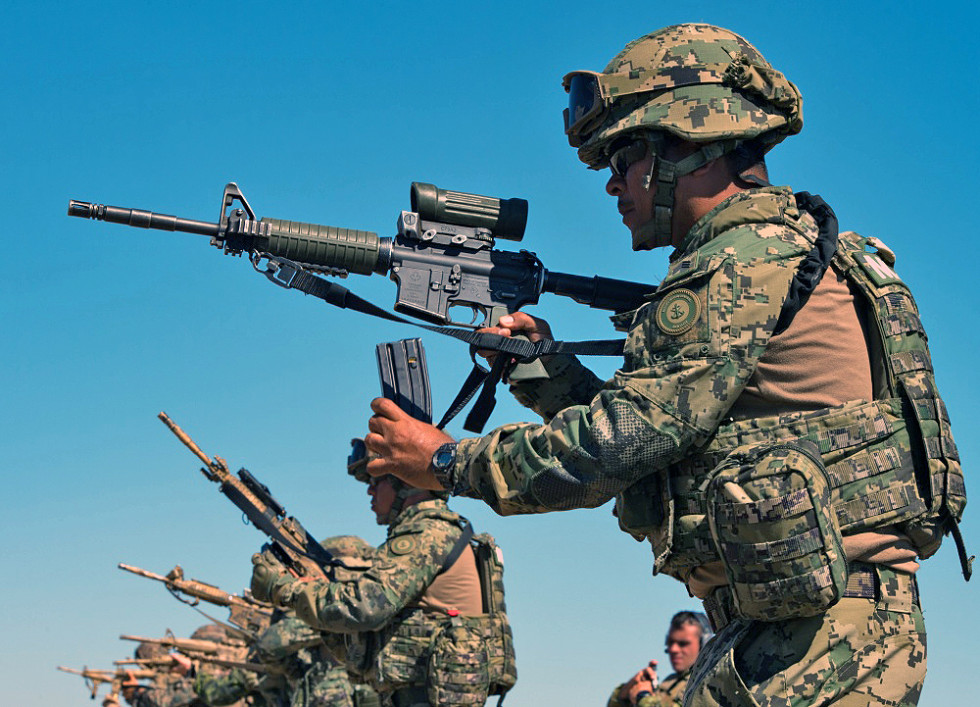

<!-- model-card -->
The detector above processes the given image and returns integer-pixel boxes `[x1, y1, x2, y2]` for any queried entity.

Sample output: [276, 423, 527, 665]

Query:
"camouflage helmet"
[319, 534, 376, 561]
[190, 623, 230, 643]
[563, 23, 803, 169]
[135, 641, 169, 660]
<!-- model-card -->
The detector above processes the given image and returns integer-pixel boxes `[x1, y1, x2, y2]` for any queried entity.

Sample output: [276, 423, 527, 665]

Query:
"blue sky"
[3, 2, 978, 705]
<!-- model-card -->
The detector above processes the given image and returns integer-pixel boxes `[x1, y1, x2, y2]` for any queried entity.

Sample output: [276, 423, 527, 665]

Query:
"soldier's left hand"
[250, 552, 296, 606]
[365, 398, 453, 491]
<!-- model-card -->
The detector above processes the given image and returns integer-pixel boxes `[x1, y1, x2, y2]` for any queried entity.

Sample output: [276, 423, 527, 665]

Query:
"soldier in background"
[364, 22, 965, 707]
[122, 625, 245, 707]
[250, 441, 516, 707]
[607, 612, 711, 707]
[195, 537, 380, 707]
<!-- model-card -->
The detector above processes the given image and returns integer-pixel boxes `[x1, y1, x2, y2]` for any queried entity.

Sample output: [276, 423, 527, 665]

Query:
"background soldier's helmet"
[319, 534, 376, 561]
[135, 641, 169, 660]
[190, 623, 229, 643]
[564, 23, 804, 169]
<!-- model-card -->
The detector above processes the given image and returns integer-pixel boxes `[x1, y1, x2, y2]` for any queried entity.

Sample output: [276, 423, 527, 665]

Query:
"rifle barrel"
[68, 200, 219, 237]
[158, 412, 214, 469]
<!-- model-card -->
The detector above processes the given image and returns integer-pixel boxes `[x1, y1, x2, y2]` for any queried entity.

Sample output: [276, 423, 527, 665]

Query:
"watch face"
[434, 450, 453, 469]
[433, 444, 456, 470]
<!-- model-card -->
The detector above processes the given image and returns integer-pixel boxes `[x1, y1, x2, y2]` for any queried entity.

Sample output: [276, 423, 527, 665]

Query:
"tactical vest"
[344, 526, 516, 705]
[615, 229, 966, 584]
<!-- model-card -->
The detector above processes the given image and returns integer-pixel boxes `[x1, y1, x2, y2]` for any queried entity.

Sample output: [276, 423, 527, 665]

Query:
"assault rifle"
[58, 666, 155, 700]
[157, 411, 335, 579]
[68, 182, 653, 329]
[118, 562, 273, 635]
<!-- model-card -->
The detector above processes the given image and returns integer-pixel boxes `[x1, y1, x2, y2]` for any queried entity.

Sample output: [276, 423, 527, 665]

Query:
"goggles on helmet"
[348, 438, 368, 479]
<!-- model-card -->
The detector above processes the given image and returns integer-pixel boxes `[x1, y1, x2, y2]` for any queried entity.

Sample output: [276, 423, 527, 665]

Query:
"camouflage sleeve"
[193, 668, 256, 706]
[253, 613, 322, 664]
[455, 248, 799, 515]
[288, 516, 461, 632]
[507, 354, 605, 420]
[607, 684, 630, 707]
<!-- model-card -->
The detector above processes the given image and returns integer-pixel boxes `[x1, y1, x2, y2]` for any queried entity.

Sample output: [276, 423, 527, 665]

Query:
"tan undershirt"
[728, 265, 873, 420]
[415, 544, 484, 615]
[686, 264, 918, 599]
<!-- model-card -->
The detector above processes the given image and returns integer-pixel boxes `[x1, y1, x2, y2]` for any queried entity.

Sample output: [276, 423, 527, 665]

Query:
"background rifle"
[58, 666, 156, 699]
[116, 655, 272, 675]
[157, 411, 335, 578]
[119, 634, 221, 656]
[68, 182, 653, 329]
[118, 562, 272, 634]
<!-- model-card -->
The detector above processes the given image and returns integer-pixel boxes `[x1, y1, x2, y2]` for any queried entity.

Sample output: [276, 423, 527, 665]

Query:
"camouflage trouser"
[685, 568, 925, 707]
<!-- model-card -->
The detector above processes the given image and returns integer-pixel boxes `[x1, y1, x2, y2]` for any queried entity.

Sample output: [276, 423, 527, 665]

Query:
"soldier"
[608, 612, 711, 707]
[363, 23, 966, 707]
[195, 538, 381, 707]
[124, 625, 246, 707]
[250, 440, 516, 707]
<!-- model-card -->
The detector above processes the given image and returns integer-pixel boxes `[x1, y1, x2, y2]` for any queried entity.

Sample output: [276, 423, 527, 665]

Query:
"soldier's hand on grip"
[250, 552, 295, 606]
[476, 312, 554, 364]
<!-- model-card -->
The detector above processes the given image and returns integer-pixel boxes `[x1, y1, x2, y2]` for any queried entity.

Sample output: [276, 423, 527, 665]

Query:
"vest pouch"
[374, 613, 434, 688]
[487, 615, 517, 694]
[705, 441, 848, 621]
[426, 616, 491, 706]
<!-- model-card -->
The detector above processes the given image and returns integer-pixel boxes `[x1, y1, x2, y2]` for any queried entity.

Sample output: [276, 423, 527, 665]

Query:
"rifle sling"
[257, 253, 626, 432]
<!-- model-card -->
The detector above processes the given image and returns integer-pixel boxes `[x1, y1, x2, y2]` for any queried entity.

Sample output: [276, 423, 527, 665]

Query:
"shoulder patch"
[388, 535, 419, 556]
[655, 288, 701, 335]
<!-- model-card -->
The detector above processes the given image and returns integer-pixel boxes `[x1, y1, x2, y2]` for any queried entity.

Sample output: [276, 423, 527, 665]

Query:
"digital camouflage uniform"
[261, 498, 516, 707]
[128, 672, 206, 707]
[447, 23, 965, 707]
[199, 538, 380, 707]
[608, 670, 690, 707]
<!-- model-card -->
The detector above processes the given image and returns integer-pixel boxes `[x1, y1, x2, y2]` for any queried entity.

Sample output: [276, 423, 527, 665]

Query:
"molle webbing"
[835, 235, 964, 531]
[662, 397, 924, 576]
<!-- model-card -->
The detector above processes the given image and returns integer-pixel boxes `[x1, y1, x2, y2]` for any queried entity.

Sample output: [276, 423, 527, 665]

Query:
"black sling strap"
[252, 252, 627, 431]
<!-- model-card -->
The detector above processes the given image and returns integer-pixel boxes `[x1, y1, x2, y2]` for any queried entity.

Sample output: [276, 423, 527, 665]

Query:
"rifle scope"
[411, 183, 527, 241]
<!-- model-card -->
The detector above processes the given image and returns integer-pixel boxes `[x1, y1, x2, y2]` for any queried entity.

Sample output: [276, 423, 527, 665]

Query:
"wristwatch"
[430, 442, 459, 493]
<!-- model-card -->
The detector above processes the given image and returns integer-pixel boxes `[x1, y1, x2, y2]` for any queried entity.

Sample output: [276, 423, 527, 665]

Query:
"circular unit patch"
[655, 288, 701, 335]
[388, 536, 418, 556]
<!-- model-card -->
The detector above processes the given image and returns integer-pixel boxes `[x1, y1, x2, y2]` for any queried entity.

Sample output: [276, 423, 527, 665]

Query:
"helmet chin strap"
[631, 140, 740, 251]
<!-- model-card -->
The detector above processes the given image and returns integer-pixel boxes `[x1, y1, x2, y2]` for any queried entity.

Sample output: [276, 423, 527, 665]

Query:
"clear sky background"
[3, 2, 978, 705]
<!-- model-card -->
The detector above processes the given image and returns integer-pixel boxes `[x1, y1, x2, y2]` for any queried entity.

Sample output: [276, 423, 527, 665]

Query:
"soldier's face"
[665, 624, 701, 673]
[605, 146, 656, 239]
[368, 476, 396, 524]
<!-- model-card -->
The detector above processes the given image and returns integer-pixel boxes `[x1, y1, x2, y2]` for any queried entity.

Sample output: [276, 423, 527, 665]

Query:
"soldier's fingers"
[370, 397, 405, 420]
[363, 431, 388, 454]
[365, 456, 386, 476]
[367, 415, 387, 436]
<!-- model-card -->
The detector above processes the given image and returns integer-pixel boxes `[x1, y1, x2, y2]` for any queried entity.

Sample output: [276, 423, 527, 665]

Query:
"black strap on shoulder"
[437, 521, 475, 575]
[253, 252, 626, 431]
[773, 192, 840, 336]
